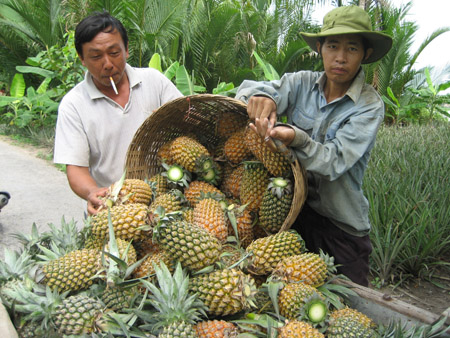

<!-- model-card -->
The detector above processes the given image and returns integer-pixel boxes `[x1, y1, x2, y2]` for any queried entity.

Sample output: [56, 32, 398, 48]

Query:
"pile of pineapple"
[0, 112, 382, 337]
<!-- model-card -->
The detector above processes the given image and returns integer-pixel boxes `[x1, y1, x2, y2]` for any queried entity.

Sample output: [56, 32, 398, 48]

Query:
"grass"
[364, 122, 450, 285]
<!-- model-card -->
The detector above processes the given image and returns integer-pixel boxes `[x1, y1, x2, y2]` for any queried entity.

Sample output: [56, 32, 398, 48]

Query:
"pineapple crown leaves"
[233, 313, 284, 338]
[317, 276, 358, 311]
[318, 248, 338, 275]
[258, 279, 285, 320]
[44, 217, 84, 252]
[267, 177, 293, 199]
[0, 248, 35, 281]
[3, 283, 67, 331]
[161, 162, 191, 188]
[138, 262, 207, 333]
[10, 223, 51, 254]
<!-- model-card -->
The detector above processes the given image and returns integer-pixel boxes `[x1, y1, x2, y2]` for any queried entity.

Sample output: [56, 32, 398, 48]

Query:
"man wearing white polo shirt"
[54, 12, 182, 215]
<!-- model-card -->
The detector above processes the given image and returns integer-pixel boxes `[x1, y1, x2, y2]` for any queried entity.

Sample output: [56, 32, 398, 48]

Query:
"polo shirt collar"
[313, 68, 365, 103]
[85, 64, 142, 100]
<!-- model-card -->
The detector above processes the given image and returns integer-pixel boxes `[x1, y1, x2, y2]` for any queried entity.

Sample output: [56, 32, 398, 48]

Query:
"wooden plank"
[333, 279, 450, 327]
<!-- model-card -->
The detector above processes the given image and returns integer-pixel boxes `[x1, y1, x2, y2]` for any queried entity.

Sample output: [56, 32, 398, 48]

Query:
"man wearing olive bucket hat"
[236, 5, 393, 286]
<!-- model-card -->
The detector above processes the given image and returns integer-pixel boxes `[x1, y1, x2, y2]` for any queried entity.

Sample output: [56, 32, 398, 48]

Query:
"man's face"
[78, 28, 129, 91]
[317, 34, 372, 88]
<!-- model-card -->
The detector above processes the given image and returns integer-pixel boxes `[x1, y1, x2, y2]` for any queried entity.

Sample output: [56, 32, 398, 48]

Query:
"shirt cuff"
[275, 122, 310, 148]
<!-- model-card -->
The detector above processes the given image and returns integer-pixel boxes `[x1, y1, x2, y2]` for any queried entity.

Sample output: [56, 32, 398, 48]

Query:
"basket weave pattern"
[125, 94, 307, 231]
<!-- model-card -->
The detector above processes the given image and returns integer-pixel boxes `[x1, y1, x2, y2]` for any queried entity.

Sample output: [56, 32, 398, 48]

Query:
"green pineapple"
[245, 230, 305, 275]
[153, 216, 222, 272]
[278, 282, 324, 320]
[149, 189, 186, 215]
[326, 307, 378, 338]
[258, 177, 293, 233]
[189, 268, 258, 316]
[101, 284, 137, 311]
[138, 262, 206, 337]
[240, 161, 270, 212]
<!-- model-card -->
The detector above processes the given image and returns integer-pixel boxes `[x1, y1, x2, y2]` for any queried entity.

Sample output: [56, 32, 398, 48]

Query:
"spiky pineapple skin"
[278, 320, 324, 338]
[148, 173, 169, 197]
[54, 295, 103, 335]
[216, 112, 248, 139]
[133, 250, 173, 279]
[224, 129, 252, 164]
[273, 253, 327, 287]
[221, 164, 244, 199]
[149, 190, 185, 214]
[244, 127, 292, 177]
[43, 249, 101, 292]
[91, 203, 149, 242]
[278, 282, 324, 320]
[154, 221, 222, 271]
[159, 321, 198, 338]
[327, 307, 378, 338]
[101, 285, 135, 311]
[194, 320, 239, 338]
[245, 230, 304, 275]
[170, 136, 210, 172]
[193, 197, 228, 243]
[113, 178, 153, 205]
[227, 206, 254, 248]
[189, 268, 257, 316]
[184, 181, 223, 207]
[104, 238, 137, 265]
[240, 161, 270, 212]
[258, 180, 293, 234]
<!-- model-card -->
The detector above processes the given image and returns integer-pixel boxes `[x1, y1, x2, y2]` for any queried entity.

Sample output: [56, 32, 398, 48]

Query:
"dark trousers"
[291, 204, 372, 287]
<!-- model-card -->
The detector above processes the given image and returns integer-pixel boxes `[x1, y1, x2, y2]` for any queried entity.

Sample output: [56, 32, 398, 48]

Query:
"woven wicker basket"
[125, 94, 307, 231]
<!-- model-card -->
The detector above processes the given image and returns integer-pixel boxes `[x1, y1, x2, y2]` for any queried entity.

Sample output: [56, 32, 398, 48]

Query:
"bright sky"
[311, 0, 450, 71]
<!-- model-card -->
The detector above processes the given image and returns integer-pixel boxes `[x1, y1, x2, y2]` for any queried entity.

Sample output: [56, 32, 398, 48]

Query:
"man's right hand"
[247, 96, 277, 140]
[87, 187, 108, 215]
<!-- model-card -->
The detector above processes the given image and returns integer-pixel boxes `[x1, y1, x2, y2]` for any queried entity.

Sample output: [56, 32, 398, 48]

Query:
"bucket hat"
[301, 5, 392, 64]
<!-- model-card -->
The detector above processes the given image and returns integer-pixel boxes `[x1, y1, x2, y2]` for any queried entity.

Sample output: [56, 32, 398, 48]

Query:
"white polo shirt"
[54, 64, 182, 187]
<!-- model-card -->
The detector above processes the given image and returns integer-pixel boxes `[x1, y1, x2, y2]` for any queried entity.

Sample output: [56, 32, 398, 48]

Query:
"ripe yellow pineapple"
[259, 177, 294, 233]
[91, 203, 150, 242]
[221, 163, 245, 199]
[170, 135, 210, 171]
[148, 172, 169, 197]
[244, 126, 292, 177]
[108, 178, 153, 206]
[240, 161, 270, 212]
[245, 230, 305, 275]
[184, 180, 223, 207]
[193, 194, 228, 243]
[216, 112, 249, 138]
[278, 282, 324, 320]
[189, 268, 257, 316]
[133, 249, 173, 279]
[194, 320, 239, 338]
[278, 320, 324, 338]
[149, 189, 186, 215]
[157, 139, 175, 165]
[224, 129, 252, 164]
[43, 248, 101, 292]
[272, 250, 336, 287]
[226, 203, 254, 248]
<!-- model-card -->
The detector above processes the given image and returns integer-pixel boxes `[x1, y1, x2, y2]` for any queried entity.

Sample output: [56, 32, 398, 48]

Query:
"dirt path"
[0, 136, 85, 258]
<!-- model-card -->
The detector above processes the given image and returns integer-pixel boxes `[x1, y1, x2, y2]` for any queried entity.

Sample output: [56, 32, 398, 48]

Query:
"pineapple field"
[1, 96, 449, 337]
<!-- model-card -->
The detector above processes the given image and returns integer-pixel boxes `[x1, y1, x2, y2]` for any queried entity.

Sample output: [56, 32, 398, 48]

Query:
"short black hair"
[75, 11, 128, 57]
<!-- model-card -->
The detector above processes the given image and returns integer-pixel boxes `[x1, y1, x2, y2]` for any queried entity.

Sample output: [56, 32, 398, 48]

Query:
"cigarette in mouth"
[110, 77, 118, 95]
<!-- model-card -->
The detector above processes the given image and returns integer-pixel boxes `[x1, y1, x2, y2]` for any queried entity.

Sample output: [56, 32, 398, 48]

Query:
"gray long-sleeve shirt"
[235, 69, 384, 236]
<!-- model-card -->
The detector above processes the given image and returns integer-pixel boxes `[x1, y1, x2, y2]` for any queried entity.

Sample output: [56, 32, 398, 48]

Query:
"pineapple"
[272, 250, 336, 287]
[54, 294, 104, 335]
[194, 320, 239, 338]
[157, 139, 175, 165]
[138, 262, 206, 337]
[42, 248, 101, 292]
[181, 207, 195, 223]
[107, 177, 153, 206]
[259, 177, 293, 233]
[216, 112, 249, 138]
[170, 135, 214, 174]
[133, 249, 173, 279]
[189, 268, 257, 316]
[221, 163, 245, 199]
[245, 230, 305, 275]
[149, 189, 186, 215]
[101, 284, 136, 311]
[278, 320, 325, 338]
[327, 307, 378, 338]
[184, 180, 223, 207]
[148, 172, 170, 197]
[240, 161, 270, 212]
[224, 129, 252, 164]
[278, 282, 324, 320]
[161, 162, 191, 188]
[104, 238, 137, 266]
[193, 193, 228, 243]
[226, 203, 254, 248]
[91, 203, 150, 242]
[153, 218, 222, 272]
[244, 126, 292, 177]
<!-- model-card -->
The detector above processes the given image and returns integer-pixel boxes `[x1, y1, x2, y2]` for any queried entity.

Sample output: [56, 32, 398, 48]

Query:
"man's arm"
[66, 165, 108, 215]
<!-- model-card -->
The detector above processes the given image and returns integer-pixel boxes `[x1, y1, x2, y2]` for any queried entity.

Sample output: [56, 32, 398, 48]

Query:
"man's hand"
[247, 96, 277, 140]
[87, 187, 108, 215]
